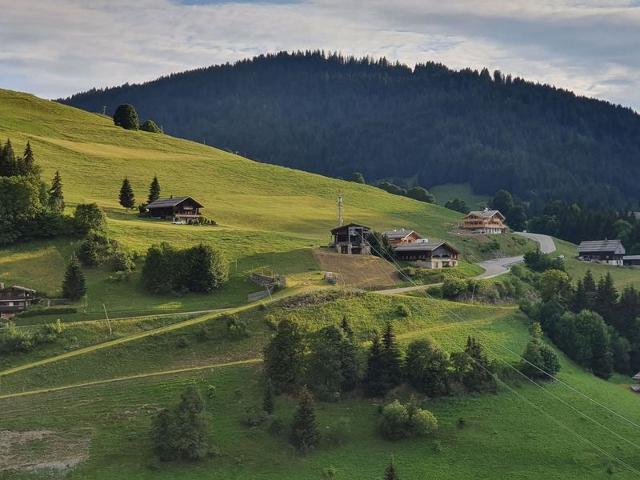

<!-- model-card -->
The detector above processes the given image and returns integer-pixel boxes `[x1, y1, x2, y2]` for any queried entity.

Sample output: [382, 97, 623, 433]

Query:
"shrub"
[113, 104, 139, 130]
[322, 418, 351, 447]
[379, 400, 438, 440]
[396, 304, 411, 317]
[225, 315, 249, 339]
[290, 386, 319, 453]
[141, 119, 161, 133]
[111, 248, 135, 272]
[442, 278, 467, 299]
[73, 203, 106, 235]
[77, 232, 117, 267]
[405, 338, 450, 397]
[62, 255, 87, 301]
[268, 417, 285, 437]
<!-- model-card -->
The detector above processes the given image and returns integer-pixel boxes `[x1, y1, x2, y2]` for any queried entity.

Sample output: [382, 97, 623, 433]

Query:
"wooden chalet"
[462, 209, 506, 234]
[330, 223, 371, 255]
[146, 196, 204, 224]
[393, 240, 459, 269]
[578, 240, 625, 266]
[382, 228, 422, 245]
[0, 283, 36, 319]
[623, 255, 640, 267]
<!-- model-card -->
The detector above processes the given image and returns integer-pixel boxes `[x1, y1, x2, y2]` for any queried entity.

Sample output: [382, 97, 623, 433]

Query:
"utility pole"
[103, 303, 112, 336]
[102, 105, 107, 116]
[337, 192, 344, 226]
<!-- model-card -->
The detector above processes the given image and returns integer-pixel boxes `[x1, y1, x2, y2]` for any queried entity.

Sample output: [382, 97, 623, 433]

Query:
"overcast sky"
[1, 0, 639, 110]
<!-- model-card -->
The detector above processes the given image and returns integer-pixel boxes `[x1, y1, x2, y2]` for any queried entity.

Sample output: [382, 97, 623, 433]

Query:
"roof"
[578, 240, 625, 255]
[393, 240, 459, 254]
[465, 209, 505, 220]
[633, 372, 640, 381]
[0, 285, 36, 293]
[623, 255, 640, 261]
[330, 223, 370, 234]
[146, 196, 204, 209]
[382, 229, 421, 240]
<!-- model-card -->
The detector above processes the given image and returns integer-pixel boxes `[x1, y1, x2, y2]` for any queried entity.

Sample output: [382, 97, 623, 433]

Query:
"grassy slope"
[430, 183, 490, 210]
[1, 293, 640, 479]
[0, 89, 529, 321]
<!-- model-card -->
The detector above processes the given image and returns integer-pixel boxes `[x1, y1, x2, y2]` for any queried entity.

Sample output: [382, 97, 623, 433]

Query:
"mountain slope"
[61, 51, 640, 209]
[0, 88, 530, 320]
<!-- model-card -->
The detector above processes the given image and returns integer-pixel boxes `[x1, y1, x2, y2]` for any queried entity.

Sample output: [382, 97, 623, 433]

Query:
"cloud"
[0, 0, 639, 110]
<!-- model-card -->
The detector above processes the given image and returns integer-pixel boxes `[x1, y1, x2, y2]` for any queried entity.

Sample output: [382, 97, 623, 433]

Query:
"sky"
[0, 0, 639, 110]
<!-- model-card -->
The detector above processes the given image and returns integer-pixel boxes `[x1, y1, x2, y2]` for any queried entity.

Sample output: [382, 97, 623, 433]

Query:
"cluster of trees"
[118, 175, 161, 210]
[113, 104, 161, 133]
[141, 242, 229, 294]
[349, 172, 436, 204]
[0, 139, 67, 245]
[62, 51, 640, 209]
[0, 319, 65, 355]
[444, 198, 470, 214]
[521, 266, 640, 378]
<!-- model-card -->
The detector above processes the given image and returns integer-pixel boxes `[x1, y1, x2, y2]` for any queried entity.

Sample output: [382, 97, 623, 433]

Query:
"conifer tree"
[290, 386, 319, 453]
[582, 270, 597, 310]
[595, 273, 618, 323]
[119, 177, 136, 209]
[48, 170, 65, 214]
[0, 139, 17, 177]
[381, 321, 403, 390]
[22, 142, 35, 173]
[364, 333, 386, 397]
[113, 104, 139, 130]
[148, 175, 161, 204]
[340, 315, 354, 342]
[263, 377, 275, 414]
[263, 319, 305, 393]
[384, 457, 399, 480]
[173, 384, 209, 460]
[62, 255, 87, 300]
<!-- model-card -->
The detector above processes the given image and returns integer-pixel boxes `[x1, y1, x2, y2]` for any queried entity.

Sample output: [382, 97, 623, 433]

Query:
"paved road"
[377, 232, 556, 294]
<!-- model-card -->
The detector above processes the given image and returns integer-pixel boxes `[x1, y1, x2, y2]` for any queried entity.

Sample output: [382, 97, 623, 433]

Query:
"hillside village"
[1, 86, 640, 478]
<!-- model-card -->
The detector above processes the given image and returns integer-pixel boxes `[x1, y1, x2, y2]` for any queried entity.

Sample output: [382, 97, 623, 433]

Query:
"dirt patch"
[313, 248, 400, 288]
[0, 429, 91, 473]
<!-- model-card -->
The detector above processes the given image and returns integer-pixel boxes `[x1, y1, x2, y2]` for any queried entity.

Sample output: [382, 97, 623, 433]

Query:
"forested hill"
[61, 51, 640, 209]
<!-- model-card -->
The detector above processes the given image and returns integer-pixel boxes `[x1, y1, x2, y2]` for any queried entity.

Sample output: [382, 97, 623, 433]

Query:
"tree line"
[61, 50, 640, 210]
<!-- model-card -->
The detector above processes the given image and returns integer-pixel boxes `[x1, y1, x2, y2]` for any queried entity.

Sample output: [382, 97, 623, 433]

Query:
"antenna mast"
[337, 192, 344, 226]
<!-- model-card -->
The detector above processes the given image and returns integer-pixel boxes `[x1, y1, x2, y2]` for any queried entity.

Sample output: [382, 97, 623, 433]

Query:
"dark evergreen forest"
[61, 51, 640, 209]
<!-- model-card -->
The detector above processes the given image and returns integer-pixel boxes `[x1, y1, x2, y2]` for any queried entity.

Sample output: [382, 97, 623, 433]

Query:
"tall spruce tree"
[173, 384, 209, 460]
[48, 170, 65, 214]
[364, 333, 386, 397]
[62, 255, 87, 300]
[263, 377, 275, 414]
[0, 139, 17, 177]
[289, 386, 319, 453]
[263, 319, 305, 393]
[119, 177, 136, 209]
[340, 315, 354, 342]
[148, 175, 161, 203]
[381, 321, 403, 390]
[22, 142, 35, 174]
[583, 270, 597, 310]
[595, 273, 618, 323]
[306, 326, 345, 400]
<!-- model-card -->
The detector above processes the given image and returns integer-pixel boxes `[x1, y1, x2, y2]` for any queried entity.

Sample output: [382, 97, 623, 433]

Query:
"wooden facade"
[146, 196, 204, 224]
[330, 223, 371, 255]
[462, 209, 506, 234]
[382, 229, 422, 245]
[578, 240, 625, 266]
[393, 240, 459, 269]
[0, 284, 36, 318]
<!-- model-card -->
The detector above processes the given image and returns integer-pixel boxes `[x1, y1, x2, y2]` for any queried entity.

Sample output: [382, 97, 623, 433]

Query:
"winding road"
[377, 232, 556, 295]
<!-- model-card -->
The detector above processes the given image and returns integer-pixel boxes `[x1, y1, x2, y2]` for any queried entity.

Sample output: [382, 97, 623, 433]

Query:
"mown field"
[0, 89, 531, 321]
[1, 292, 640, 479]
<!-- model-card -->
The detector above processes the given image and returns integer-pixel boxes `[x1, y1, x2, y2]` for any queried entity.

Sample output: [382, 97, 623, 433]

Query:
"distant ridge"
[61, 51, 640, 209]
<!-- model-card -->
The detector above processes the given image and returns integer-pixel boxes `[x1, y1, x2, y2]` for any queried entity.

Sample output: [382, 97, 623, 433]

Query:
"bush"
[225, 315, 249, 339]
[405, 338, 450, 397]
[396, 304, 411, 318]
[322, 418, 351, 447]
[141, 119, 161, 133]
[111, 248, 135, 272]
[442, 278, 467, 299]
[113, 104, 139, 130]
[17, 307, 77, 318]
[73, 203, 106, 235]
[379, 400, 438, 440]
[77, 232, 117, 267]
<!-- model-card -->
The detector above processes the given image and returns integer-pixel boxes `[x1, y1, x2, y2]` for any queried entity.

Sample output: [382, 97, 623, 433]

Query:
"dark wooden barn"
[0, 283, 37, 318]
[330, 223, 371, 255]
[146, 196, 204, 224]
[393, 240, 459, 269]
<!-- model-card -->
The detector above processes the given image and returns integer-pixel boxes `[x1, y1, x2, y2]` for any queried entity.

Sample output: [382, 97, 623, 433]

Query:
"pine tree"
[0, 139, 17, 177]
[595, 273, 618, 323]
[48, 170, 65, 214]
[289, 386, 319, 453]
[148, 175, 161, 204]
[263, 319, 305, 393]
[22, 142, 35, 173]
[384, 457, 399, 480]
[364, 333, 386, 397]
[582, 270, 597, 310]
[113, 104, 140, 130]
[381, 321, 403, 390]
[263, 377, 275, 414]
[173, 384, 209, 460]
[119, 177, 136, 209]
[340, 315, 354, 342]
[62, 255, 87, 300]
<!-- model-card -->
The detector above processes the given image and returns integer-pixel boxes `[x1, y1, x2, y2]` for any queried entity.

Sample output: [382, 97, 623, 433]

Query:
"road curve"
[377, 232, 556, 294]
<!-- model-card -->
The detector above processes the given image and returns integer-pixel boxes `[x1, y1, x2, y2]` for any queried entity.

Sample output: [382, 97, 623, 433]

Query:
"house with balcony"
[393, 239, 459, 269]
[382, 228, 422, 245]
[462, 209, 507, 234]
[330, 223, 371, 255]
[578, 240, 625, 266]
[0, 283, 37, 319]
[146, 196, 204, 224]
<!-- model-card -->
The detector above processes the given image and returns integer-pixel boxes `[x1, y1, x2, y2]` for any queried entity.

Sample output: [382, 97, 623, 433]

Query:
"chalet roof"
[624, 255, 640, 261]
[393, 240, 459, 254]
[465, 209, 505, 220]
[330, 223, 370, 234]
[0, 285, 36, 293]
[382, 228, 421, 240]
[578, 240, 625, 255]
[633, 371, 640, 381]
[146, 196, 204, 209]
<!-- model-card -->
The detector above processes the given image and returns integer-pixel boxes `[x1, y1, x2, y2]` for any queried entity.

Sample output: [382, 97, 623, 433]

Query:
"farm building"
[462, 209, 506, 234]
[393, 240, 459, 269]
[577, 240, 625, 266]
[623, 255, 640, 267]
[382, 228, 422, 245]
[330, 223, 371, 255]
[0, 283, 37, 319]
[146, 196, 204, 224]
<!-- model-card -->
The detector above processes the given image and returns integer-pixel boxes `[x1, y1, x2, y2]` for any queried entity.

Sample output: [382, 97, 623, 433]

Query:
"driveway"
[376, 232, 556, 294]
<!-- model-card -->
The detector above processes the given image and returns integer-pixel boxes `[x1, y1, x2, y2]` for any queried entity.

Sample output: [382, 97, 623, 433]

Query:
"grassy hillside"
[2, 292, 640, 479]
[0, 89, 529, 320]
[431, 183, 490, 210]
